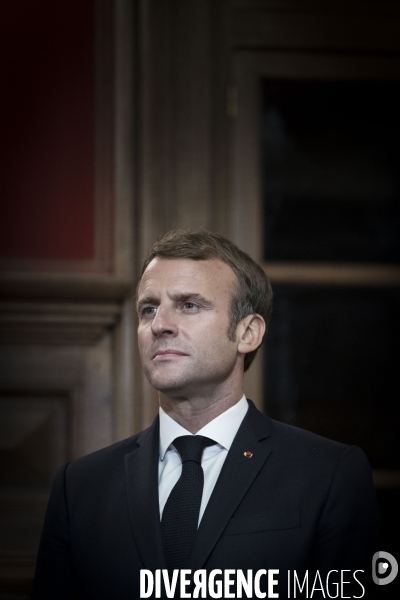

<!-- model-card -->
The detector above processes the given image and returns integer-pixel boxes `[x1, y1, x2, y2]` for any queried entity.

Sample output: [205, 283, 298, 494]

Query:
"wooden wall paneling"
[231, 50, 400, 278]
[114, 297, 141, 441]
[0, 348, 77, 594]
[0, 330, 115, 593]
[114, 0, 136, 283]
[0, 302, 120, 346]
[139, 0, 228, 251]
[0, 0, 134, 303]
[172, 0, 213, 230]
[94, 0, 115, 274]
[0, 340, 115, 461]
[0, 1, 96, 270]
[229, 1, 400, 258]
[230, 49, 400, 262]
[0, 1, 113, 278]
[139, 0, 176, 256]
[211, 0, 234, 238]
[112, 0, 139, 438]
[0, 390, 71, 595]
[230, 53, 263, 261]
[80, 333, 113, 457]
[0, 272, 130, 304]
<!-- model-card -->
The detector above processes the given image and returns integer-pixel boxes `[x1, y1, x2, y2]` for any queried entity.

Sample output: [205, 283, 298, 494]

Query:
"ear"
[237, 314, 266, 356]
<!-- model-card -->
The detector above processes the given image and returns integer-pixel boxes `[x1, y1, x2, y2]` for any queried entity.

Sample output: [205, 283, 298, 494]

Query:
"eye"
[183, 301, 197, 310]
[141, 306, 157, 316]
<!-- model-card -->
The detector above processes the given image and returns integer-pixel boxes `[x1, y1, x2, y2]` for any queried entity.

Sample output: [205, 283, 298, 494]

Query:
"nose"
[150, 304, 178, 337]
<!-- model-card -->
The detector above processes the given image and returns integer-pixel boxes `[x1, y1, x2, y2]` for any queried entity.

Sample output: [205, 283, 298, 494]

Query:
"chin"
[145, 365, 186, 393]
[152, 374, 203, 398]
[152, 378, 188, 395]
[145, 369, 186, 394]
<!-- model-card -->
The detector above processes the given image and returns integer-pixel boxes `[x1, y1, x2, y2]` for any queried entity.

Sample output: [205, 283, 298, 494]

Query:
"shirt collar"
[159, 395, 248, 460]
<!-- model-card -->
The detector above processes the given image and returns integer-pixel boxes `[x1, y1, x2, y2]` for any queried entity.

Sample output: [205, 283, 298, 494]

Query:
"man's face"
[137, 257, 241, 398]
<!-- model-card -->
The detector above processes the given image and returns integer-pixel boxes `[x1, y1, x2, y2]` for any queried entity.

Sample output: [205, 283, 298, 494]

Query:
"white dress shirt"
[158, 395, 248, 524]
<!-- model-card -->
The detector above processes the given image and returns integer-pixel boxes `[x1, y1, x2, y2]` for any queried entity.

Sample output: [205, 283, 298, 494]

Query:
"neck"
[159, 386, 244, 434]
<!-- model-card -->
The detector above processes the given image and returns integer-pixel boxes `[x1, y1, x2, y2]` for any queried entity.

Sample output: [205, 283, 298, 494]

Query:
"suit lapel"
[125, 416, 167, 571]
[189, 401, 273, 571]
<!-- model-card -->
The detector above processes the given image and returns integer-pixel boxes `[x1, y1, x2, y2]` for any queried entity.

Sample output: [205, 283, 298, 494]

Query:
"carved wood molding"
[0, 302, 120, 345]
[263, 263, 400, 287]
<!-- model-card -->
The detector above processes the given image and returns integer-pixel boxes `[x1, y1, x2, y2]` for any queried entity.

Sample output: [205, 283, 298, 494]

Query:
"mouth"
[152, 350, 188, 360]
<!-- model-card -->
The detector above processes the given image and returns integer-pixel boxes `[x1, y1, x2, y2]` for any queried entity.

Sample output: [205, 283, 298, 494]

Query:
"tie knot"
[173, 435, 215, 464]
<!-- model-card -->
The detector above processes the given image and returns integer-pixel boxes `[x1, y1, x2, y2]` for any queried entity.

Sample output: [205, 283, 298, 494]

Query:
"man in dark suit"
[32, 230, 380, 599]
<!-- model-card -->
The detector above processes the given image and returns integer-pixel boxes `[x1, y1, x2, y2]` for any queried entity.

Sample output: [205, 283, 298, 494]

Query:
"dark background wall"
[0, 0, 95, 262]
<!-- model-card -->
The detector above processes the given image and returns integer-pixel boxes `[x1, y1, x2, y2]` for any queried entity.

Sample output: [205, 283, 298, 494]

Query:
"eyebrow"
[171, 292, 214, 307]
[136, 292, 214, 313]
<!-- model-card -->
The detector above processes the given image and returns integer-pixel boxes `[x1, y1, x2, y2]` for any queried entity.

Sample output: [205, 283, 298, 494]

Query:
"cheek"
[201, 324, 236, 359]
[137, 328, 150, 356]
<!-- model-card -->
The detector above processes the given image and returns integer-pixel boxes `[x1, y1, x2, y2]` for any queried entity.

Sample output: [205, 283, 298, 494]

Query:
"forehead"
[138, 257, 237, 298]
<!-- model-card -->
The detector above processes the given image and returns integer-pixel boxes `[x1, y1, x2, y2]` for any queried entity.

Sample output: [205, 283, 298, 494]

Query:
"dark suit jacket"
[31, 400, 380, 599]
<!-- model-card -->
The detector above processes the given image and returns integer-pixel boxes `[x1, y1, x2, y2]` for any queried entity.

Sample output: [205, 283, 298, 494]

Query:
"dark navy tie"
[161, 435, 215, 570]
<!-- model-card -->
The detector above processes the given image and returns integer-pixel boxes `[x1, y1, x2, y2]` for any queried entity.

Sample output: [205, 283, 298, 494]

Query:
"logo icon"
[372, 551, 398, 586]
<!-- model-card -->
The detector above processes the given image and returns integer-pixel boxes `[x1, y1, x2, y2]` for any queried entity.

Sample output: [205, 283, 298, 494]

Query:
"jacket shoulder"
[267, 416, 372, 475]
[247, 399, 349, 457]
[246, 401, 368, 471]
[270, 417, 348, 453]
